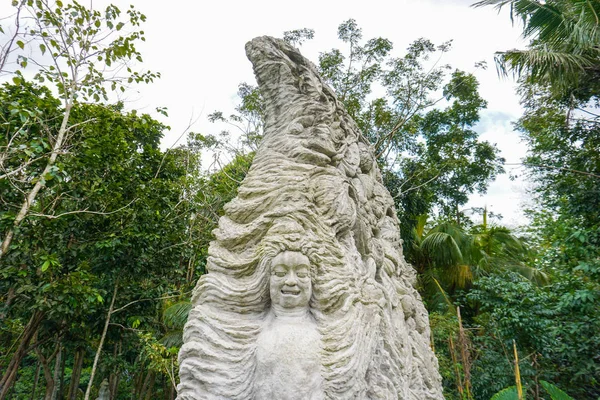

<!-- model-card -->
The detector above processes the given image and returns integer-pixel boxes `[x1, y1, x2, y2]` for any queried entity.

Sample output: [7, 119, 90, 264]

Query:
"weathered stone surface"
[96, 379, 110, 400]
[177, 36, 444, 400]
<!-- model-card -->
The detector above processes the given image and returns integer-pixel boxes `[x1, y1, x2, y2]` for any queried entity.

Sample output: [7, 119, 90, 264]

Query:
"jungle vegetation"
[1, 1, 598, 399]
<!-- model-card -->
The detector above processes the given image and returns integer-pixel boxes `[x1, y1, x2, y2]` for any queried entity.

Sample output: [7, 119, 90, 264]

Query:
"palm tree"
[408, 212, 547, 311]
[473, 0, 600, 97]
[160, 300, 192, 349]
[470, 208, 549, 285]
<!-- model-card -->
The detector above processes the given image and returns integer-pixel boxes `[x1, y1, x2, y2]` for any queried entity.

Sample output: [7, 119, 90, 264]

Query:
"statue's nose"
[284, 272, 298, 285]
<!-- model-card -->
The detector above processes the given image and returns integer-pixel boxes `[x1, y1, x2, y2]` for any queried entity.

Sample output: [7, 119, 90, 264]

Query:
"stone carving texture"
[177, 36, 444, 399]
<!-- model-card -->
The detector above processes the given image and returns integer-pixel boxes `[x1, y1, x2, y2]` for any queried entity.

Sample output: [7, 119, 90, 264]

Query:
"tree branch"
[0, 2, 23, 73]
[506, 162, 600, 178]
[111, 291, 192, 315]
[28, 198, 138, 219]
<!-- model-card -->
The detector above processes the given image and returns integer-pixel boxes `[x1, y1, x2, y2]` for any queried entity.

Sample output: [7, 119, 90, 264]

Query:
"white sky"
[1, 0, 533, 227]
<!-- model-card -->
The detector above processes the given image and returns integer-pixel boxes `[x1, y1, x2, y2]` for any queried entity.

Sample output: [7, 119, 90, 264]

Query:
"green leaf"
[39, 43, 46, 55]
[490, 386, 519, 400]
[540, 380, 574, 400]
[41, 260, 51, 272]
[16, 40, 24, 49]
[12, 76, 22, 85]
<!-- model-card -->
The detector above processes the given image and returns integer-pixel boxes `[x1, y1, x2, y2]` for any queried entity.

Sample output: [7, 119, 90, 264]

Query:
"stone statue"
[95, 379, 110, 400]
[177, 36, 444, 399]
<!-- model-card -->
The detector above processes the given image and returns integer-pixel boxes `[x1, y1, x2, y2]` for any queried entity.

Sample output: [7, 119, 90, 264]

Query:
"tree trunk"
[30, 361, 41, 400]
[57, 347, 66, 400]
[50, 343, 62, 400]
[36, 347, 55, 400]
[35, 338, 62, 400]
[84, 281, 118, 400]
[0, 101, 73, 260]
[142, 372, 155, 400]
[457, 307, 472, 400]
[0, 286, 15, 321]
[133, 366, 145, 399]
[67, 347, 84, 400]
[0, 310, 45, 400]
[108, 342, 120, 399]
[138, 371, 153, 400]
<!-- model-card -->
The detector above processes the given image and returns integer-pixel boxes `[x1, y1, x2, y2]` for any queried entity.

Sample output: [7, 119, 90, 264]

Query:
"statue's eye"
[274, 271, 286, 277]
[297, 271, 308, 278]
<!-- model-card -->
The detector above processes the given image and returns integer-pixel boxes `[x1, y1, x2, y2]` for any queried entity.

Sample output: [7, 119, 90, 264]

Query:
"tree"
[0, 82, 202, 398]
[474, 0, 600, 100]
[0, 0, 159, 260]
[408, 212, 539, 311]
[461, 3, 600, 398]
[466, 271, 600, 399]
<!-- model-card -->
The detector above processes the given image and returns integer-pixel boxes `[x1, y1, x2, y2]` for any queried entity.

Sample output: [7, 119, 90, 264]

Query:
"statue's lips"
[281, 289, 301, 295]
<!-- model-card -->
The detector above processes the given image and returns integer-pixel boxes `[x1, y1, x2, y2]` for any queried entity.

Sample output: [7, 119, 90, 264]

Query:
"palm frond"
[496, 46, 595, 84]
[445, 264, 474, 289]
[432, 222, 474, 252]
[476, 0, 600, 94]
[473, 0, 551, 25]
[414, 214, 429, 239]
[159, 330, 184, 349]
[162, 301, 192, 330]
[421, 231, 464, 267]
[507, 263, 550, 285]
[566, 0, 600, 48]
[525, 1, 567, 43]
[419, 269, 455, 313]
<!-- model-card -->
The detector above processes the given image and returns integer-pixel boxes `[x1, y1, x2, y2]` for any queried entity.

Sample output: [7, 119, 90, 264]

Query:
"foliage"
[408, 213, 539, 312]
[490, 381, 576, 400]
[429, 312, 462, 400]
[490, 386, 519, 400]
[539, 380, 575, 400]
[283, 28, 315, 47]
[464, 272, 600, 399]
[137, 331, 178, 391]
[474, 0, 600, 101]
[317, 21, 504, 227]
[0, 81, 201, 398]
[0, 0, 159, 262]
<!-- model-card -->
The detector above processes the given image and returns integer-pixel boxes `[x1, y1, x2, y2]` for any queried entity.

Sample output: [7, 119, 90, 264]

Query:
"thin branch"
[28, 198, 138, 219]
[215, 157, 242, 184]
[154, 240, 193, 255]
[575, 107, 600, 118]
[0, 155, 49, 180]
[154, 111, 202, 179]
[63, 117, 98, 133]
[161, 199, 185, 221]
[0, 2, 23, 73]
[395, 173, 441, 198]
[111, 291, 192, 315]
[505, 162, 600, 178]
[108, 322, 141, 332]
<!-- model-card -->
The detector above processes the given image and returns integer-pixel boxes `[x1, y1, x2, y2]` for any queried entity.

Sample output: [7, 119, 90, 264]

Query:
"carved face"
[270, 251, 312, 311]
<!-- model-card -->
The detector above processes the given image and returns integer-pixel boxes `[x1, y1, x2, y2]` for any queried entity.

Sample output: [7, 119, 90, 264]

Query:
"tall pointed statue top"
[177, 36, 443, 400]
